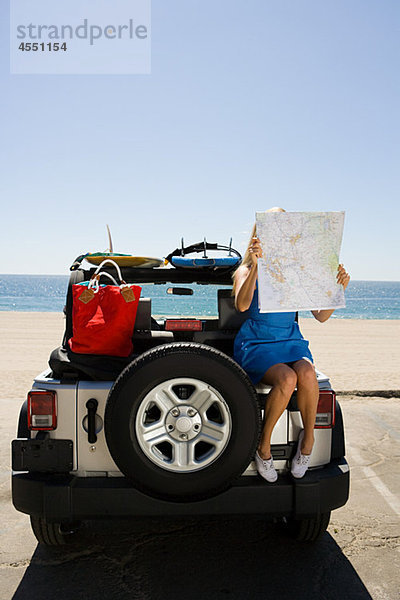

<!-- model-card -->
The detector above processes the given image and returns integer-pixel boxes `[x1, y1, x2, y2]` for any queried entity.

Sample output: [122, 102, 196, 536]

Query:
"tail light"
[315, 390, 335, 429]
[165, 319, 203, 331]
[27, 390, 57, 431]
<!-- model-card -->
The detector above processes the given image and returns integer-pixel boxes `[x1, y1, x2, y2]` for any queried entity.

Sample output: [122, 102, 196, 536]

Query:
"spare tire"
[105, 343, 261, 502]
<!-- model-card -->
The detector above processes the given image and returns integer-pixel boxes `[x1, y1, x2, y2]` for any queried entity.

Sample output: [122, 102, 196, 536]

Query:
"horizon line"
[0, 273, 399, 284]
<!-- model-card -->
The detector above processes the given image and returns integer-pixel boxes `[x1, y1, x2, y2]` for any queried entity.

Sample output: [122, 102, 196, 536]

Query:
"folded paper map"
[256, 211, 346, 312]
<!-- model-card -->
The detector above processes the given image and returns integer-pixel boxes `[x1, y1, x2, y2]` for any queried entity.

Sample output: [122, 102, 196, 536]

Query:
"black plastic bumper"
[12, 458, 349, 523]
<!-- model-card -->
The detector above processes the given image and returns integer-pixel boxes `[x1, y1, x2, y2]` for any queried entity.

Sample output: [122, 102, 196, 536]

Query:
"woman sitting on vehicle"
[233, 208, 350, 482]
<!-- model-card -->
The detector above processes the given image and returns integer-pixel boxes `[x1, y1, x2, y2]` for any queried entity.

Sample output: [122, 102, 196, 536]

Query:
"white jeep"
[12, 257, 349, 545]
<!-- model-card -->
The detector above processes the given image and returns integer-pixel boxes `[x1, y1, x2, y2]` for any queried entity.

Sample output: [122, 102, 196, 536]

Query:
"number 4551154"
[18, 42, 67, 51]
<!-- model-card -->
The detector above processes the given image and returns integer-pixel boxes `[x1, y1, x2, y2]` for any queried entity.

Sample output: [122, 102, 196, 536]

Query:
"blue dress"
[234, 285, 314, 385]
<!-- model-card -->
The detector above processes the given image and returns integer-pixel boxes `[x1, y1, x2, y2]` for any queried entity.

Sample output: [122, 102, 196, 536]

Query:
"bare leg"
[258, 364, 297, 459]
[291, 359, 319, 455]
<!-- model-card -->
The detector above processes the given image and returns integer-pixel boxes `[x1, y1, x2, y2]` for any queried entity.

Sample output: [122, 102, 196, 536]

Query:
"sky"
[1, 0, 399, 279]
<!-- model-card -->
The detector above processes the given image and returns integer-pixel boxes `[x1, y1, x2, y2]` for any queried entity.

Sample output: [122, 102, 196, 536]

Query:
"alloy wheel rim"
[135, 377, 231, 473]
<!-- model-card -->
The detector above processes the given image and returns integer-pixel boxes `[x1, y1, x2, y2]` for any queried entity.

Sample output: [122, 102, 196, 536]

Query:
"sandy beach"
[0, 312, 399, 399]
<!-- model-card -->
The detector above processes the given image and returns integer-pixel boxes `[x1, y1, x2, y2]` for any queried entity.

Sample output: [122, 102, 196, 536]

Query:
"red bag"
[69, 260, 141, 357]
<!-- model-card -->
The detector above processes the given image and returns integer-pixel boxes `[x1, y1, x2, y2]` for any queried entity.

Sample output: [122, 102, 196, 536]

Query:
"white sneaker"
[291, 430, 311, 479]
[255, 451, 278, 483]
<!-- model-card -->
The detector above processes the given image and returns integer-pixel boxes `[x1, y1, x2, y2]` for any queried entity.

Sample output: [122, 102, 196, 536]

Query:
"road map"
[256, 211, 346, 312]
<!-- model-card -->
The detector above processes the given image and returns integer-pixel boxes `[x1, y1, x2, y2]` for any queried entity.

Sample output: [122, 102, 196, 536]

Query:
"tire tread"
[287, 511, 331, 542]
[30, 516, 66, 546]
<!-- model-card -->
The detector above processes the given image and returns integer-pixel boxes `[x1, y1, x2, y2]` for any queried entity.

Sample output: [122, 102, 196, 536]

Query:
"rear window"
[140, 283, 232, 318]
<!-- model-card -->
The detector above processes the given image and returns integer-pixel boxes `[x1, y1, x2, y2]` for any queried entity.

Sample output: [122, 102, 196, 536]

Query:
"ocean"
[0, 274, 399, 319]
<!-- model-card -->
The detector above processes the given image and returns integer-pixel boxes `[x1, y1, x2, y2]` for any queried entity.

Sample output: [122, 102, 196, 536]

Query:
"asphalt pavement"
[1, 395, 399, 600]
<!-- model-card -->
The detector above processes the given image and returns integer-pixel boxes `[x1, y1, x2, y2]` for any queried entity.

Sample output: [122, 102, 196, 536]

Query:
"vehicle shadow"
[12, 518, 372, 600]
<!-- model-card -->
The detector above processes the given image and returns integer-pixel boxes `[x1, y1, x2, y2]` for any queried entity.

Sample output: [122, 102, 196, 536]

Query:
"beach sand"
[300, 317, 400, 393]
[0, 312, 399, 399]
[0, 312, 65, 400]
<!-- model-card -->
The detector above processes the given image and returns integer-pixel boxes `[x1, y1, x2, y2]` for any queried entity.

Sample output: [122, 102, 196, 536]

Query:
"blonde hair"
[232, 207, 285, 294]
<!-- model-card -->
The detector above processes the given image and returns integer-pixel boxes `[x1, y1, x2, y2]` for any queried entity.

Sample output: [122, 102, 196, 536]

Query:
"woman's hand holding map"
[337, 263, 350, 290]
[249, 237, 263, 264]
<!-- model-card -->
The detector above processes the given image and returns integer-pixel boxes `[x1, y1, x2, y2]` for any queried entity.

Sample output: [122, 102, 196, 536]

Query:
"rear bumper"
[12, 459, 349, 522]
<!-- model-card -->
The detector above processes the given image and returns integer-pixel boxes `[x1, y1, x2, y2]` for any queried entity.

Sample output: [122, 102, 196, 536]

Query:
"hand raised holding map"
[256, 211, 346, 312]
[249, 237, 263, 264]
[337, 263, 350, 290]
